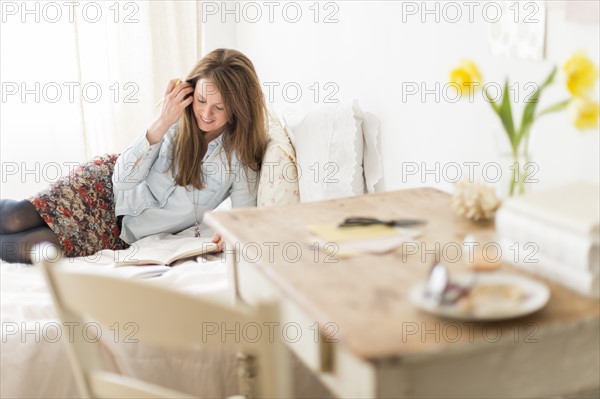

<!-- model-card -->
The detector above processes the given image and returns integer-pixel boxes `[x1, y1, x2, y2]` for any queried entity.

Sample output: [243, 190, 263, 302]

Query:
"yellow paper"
[307, 223, 400, 242]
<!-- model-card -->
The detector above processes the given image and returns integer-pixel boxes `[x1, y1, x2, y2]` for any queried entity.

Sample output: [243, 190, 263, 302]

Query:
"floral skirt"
[28, 154, 129, 257]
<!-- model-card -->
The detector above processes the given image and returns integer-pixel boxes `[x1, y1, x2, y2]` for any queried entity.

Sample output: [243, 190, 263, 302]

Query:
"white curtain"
[76, 0, 203, 156]
[0, 1, 202, 199]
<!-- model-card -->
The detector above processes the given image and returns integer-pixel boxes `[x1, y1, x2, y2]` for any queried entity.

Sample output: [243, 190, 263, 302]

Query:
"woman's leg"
[0, 199, 46, 233]
[0, 226, 61, 264]
[0, 199, 60, 264]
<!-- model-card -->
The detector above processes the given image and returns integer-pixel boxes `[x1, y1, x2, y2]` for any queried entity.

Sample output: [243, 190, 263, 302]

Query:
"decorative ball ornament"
[452, 180, 501, 221]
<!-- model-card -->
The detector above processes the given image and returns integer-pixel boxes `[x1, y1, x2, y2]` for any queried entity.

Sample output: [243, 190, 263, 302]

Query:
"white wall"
[202, 0, 600, 194]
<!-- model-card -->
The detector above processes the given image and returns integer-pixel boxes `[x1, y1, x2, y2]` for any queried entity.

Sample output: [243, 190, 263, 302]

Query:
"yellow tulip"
[568, 97, 600, 131]
[449, 60, 482, 97]
[563, 52, 598, 97]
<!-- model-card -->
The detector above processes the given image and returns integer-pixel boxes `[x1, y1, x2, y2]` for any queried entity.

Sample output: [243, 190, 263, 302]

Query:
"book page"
[115, 236, 217, 266]
[169, 240, 219, 263]
[114, 246, 167, 265]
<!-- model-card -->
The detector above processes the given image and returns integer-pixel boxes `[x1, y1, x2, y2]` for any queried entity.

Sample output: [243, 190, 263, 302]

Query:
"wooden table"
[204, 188, 600, 398]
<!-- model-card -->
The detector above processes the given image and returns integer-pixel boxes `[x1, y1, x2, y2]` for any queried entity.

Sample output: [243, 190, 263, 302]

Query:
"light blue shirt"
[112, 126, 258, 243]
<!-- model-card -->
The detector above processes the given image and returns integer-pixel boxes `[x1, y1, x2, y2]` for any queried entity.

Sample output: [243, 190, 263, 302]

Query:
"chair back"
[38, 244, 290, 399]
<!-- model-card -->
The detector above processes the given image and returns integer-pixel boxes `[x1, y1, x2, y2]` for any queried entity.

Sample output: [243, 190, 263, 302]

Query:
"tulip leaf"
[483, 86, 501, 115]
[499, 79, 516, 147]
[517, 67, 557, 144]
[537, 98, 570, 118]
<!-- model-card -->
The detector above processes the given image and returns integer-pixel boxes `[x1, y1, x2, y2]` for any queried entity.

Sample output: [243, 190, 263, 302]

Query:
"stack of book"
[495, 182, 599, 298]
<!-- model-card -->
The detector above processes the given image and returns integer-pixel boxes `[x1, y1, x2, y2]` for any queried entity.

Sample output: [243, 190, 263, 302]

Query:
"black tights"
[0, 199, 60, 264]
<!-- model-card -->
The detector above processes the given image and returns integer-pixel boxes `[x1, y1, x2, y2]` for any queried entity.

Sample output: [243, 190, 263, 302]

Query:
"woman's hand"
[147, 79, 195, 144]
[211, 233, 225, 252]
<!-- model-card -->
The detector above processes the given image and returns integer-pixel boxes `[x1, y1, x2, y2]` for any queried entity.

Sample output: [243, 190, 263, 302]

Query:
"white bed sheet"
[1, 226, 332, 398]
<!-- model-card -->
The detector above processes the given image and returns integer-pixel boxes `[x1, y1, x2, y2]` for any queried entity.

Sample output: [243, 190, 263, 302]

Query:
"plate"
[409, 272, 550, 321]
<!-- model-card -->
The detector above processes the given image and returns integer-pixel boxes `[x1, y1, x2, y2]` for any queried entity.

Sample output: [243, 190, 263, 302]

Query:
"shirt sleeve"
[112, 130, 164, 191]
[229, 165, 259, 208]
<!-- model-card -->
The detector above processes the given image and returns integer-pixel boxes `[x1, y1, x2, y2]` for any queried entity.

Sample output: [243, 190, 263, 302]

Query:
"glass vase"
[498, 149, 536, 196]
[493, 128, 536, 198]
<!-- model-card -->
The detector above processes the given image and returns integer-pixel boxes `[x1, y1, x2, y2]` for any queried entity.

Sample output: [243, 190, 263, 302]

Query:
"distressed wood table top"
[204, 188, 600, 361]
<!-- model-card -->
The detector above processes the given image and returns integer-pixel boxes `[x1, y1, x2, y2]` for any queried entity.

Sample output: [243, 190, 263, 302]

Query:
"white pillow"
[281, 101, 374, 202]
[361, 111, 383, 193]
[256, 112, 300, 207]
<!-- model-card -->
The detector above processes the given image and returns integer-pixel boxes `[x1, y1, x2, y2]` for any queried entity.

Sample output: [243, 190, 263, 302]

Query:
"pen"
[338, 217, 428, 228]
[155, 79, 182, 108]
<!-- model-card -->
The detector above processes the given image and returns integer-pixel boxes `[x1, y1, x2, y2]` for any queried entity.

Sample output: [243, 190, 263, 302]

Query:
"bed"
[1, 225, 338, 398]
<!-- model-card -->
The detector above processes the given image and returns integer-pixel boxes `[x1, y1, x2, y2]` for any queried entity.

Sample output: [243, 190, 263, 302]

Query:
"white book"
[500, 181, 599, 236]
[496, 207, 599, 274]
[499, 238, 599, 298]
[114, 237, 219, 266]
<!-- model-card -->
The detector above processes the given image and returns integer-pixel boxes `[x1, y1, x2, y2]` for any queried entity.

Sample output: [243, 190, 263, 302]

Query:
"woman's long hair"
[171, 48, 267, 189]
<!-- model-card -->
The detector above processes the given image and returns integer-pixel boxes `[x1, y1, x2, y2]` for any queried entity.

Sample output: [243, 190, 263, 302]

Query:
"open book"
[114, 236, 219, 266]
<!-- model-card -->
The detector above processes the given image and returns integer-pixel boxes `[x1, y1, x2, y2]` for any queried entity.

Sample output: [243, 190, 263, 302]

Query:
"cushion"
[256, 111, 301, 207]
[361, 111, 383, 193]
[281, 101, 379, 202]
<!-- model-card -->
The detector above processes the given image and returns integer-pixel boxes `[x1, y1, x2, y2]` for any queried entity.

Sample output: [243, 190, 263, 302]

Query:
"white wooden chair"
[38, 244, 291, 399]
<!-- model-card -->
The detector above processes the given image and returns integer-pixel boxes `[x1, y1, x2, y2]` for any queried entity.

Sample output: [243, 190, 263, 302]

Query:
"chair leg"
[236, 352, 258, 399]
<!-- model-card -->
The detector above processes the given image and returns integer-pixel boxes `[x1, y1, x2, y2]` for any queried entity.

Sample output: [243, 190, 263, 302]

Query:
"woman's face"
[192, 78, 228, 135]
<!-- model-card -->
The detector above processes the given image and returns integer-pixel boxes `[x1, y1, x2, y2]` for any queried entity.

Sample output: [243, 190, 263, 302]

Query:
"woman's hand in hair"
[147, 79, 195, 145]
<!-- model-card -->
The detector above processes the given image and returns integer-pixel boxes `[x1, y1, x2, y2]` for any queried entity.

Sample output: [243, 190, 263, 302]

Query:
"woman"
[0, 48, 268, 264]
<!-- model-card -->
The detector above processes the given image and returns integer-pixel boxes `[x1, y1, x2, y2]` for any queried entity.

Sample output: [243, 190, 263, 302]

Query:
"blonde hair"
[171, 48, 267, 189]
